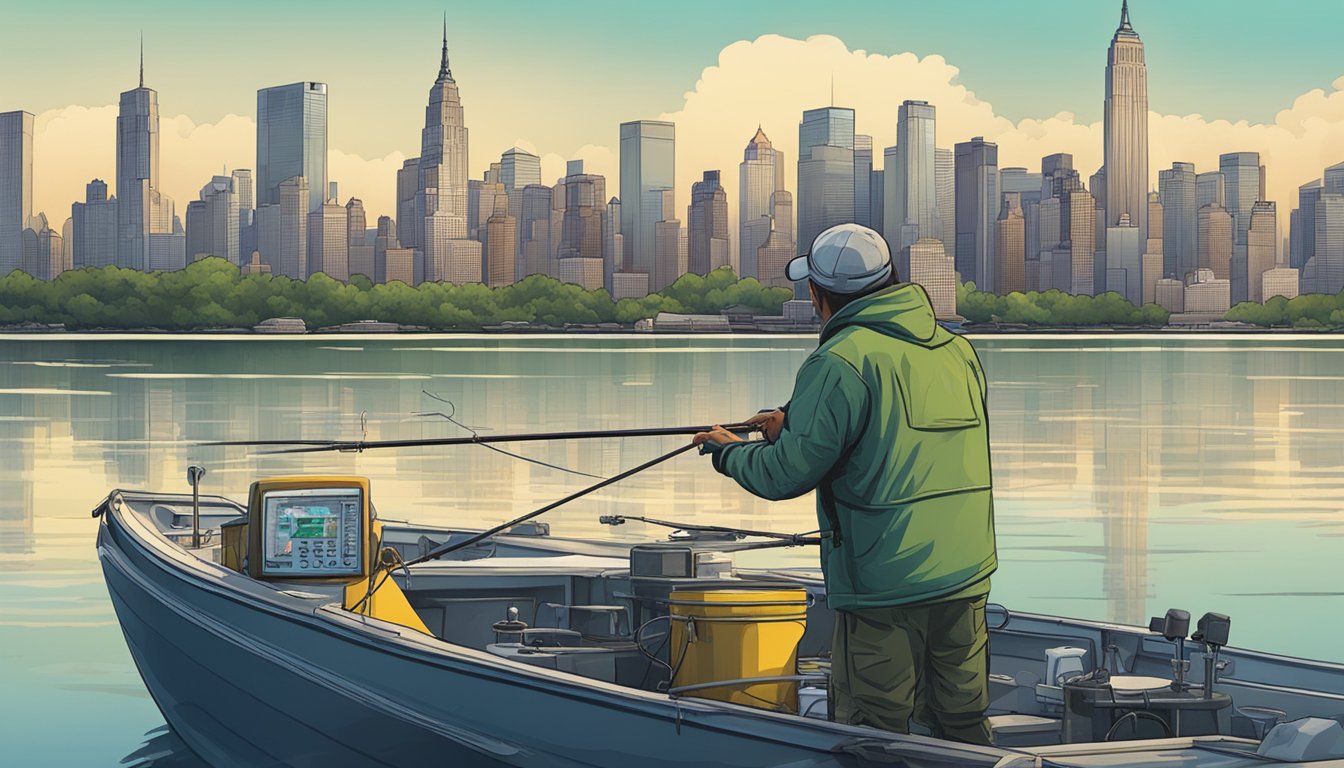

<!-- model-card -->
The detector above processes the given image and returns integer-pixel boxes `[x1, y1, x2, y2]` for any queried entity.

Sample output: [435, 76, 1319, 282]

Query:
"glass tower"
[889, 100, 937, 254]
[796, 106, 856, 297]
[257, 82, 328, 213]
[619, 120, 675, 280]
[954, 137, 998, 291]
[0, 111, 33, 275]
[739, 127, 780, 280]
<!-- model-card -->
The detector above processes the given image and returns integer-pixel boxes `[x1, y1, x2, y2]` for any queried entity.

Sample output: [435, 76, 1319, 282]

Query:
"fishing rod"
[403, 442, 699, 567]
[201, 423, 756, 455]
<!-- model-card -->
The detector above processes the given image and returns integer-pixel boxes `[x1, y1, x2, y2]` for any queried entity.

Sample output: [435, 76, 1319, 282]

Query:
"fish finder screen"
[261, 487, 363, 577]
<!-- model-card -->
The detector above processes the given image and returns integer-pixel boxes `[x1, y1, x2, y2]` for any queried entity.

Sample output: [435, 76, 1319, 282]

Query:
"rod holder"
[187, 465, 206, 548]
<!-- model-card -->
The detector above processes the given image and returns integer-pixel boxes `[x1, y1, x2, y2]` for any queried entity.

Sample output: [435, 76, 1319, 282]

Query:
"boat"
[94, 478, 1344, 767]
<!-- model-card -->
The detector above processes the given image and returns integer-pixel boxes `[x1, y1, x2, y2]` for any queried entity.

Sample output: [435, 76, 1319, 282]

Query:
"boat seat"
[989, 714, 1062, 747]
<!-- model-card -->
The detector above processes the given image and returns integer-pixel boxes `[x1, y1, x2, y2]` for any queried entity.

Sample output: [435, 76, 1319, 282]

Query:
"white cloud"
[30, 35, 1344, 247]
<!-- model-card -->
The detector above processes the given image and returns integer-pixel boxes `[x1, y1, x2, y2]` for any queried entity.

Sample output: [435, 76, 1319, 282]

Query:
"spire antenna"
[139, 33, 144, 88]
[438, 12, 452, 80]
[1120, 0, 1132, 30]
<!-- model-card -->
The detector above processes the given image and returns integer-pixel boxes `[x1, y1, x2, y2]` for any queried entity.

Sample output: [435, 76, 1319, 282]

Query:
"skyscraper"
[619, 120, 675, 283]
[954, 137, 998, 291]
[0, 111, 33, 275]
[72, 179, 118, 268]
[557, 160, 606, 288]
[603, 197, 623, 291]
[1106, 215, 1142, 304]
[518, 183, 555, 279]
[185, 175, 240, 264]
[308, 199, 349, 281]
[409, 24, 473, 283]
[904, 238, 957, 319]
[1196, 171, 1225, 209]
[500, 147, 542, 192]
[257, 82, 327, 213]
[797, 106, 856, 294]
[653, 189, 684, 291]
[1198, 203, 1233, 281]
[853, 134, 874, 230]
[995, 192, 1026, 294]
[1247, 201, 1276, 303]
[1308, 193, 1344, 295]
[485, 189, 517, 288]
[1158, 162, 1196, 279]
[888, 100, 938, 255]
[1220, 151, 1263, 302]
[1292, 179, 1322, 271]
[346, 198, 374, 280]
[116, 48, 175, 271]
[1104, 0, 1149, 245]
[934, 147, 955, 257]
[688, 170, 730, 275]
[1064, 184, 1097, 295]
[739, 127, 780, 279]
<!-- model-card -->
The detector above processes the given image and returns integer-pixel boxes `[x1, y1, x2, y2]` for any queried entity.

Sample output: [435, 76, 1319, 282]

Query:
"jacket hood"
[820, 283, 949, 348]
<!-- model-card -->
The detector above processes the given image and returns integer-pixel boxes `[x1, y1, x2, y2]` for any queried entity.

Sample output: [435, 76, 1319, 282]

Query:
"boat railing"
[666, 674, 827, 698]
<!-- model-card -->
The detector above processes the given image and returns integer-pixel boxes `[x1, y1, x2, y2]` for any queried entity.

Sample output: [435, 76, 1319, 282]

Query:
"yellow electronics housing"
[668, 589, 808, 713]
[230, 476, 428, 634]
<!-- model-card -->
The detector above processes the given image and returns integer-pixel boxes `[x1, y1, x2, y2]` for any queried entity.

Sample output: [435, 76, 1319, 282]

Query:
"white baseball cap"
[786, 223, 893, 294]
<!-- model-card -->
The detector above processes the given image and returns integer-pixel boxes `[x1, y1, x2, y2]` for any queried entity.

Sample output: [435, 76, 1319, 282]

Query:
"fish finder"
[244, 477, 374, 581]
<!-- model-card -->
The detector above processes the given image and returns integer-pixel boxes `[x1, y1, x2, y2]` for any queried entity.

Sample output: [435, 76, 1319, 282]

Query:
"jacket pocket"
[896, 354, 982, 431]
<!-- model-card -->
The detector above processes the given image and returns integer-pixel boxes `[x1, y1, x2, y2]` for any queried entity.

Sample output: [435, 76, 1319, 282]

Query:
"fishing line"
[415, 391, 605, 480]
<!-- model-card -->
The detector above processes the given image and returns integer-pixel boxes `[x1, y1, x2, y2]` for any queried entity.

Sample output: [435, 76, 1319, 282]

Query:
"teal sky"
[1, 0, 1341, 162]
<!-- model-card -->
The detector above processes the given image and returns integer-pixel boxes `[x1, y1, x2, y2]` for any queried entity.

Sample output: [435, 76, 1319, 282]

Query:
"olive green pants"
[829, 594, 992, 745]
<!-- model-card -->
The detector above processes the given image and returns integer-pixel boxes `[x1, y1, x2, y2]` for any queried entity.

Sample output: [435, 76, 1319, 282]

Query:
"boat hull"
[97, 496, 1004, 768]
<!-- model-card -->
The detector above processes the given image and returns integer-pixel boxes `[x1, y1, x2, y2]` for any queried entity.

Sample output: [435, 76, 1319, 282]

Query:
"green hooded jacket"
[712, 283, 996, 611]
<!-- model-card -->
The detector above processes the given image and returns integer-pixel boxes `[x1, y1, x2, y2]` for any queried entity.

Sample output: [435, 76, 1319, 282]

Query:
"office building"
[257, 82, 327, 213]
[558, 160, 607, 285]
[611, 271, 649, 300]
[1306, 193, 1344, 295]
[20, 214, 65, 280]
[1197, 203, 1233, 280]
[756, 225, 795, 290]
[500, 147, 541, 192]
[1104, 0, 1149, 244]
[1184, 268, 1231, 314]
[603, 197, 623, 292]
[797, 106, 855, 295]
[888, 100, 938, 254]
[904, 238, 957, 319]
[739, 127, 781, 279]
[257, 175, 309, 278]
[485, 190, 517, 287]
[1064, 184, 1096, 295]
[687, 170, 729, 275]
[0, 111, 33, 275]
[384, 247, 415, 285]
[345, 198, 374, 280]
[853, 134, 874, 230]
[186, 175, 240, 264]
[619, 120, 675, 281]
[1196, 171, 1225, 210]
[1292, 179, 1322, 271]
[994, 192, 1026, 294]
[1246, 201, 1276, 303]
[1106, 215, 1142, 304]
[556, 257, 604, 290]
[1143, 192, 1164, 302]
[1262, 267, 1299, 301]
[517, 183, 555, 279]
[306, 199, 348, 280]
[934, 147, 955, 254]
[955, 137, 998, 291]
[653, 189, 684, 291]
[241, 250, 270, 275]
[1221, 151, 1263, 302]
[1158, 162, 1197, 279]
[1155, 278, 1184, 313]
[72, 179, 118, 268]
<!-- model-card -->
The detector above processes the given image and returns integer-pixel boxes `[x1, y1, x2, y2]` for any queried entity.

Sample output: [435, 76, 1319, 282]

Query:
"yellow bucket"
[668, 589, 808, 712]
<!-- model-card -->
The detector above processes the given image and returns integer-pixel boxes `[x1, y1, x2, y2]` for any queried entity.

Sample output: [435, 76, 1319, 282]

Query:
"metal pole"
[187, 465, 206, 549]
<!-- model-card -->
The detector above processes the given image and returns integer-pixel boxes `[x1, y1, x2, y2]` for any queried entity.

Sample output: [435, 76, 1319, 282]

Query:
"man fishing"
[693, 222, 997, 745]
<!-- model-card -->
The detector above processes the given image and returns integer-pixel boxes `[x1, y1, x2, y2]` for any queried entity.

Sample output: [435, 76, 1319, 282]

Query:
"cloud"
[30, 35, 1344, 248]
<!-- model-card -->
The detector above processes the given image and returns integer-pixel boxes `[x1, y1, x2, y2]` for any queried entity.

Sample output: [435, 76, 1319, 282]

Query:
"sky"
[5, 0, 1344, 236]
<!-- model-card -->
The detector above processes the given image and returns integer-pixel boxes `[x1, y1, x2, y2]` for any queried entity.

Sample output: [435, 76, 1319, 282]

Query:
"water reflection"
[3, 334, 1344, 763]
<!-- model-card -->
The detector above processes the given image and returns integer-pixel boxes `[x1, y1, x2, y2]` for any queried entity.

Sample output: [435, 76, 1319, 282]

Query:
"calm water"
[2, 333, 1343, 765]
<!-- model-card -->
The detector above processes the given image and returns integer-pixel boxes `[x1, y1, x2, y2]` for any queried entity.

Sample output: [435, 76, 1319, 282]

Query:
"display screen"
[260, 487, 363, 577]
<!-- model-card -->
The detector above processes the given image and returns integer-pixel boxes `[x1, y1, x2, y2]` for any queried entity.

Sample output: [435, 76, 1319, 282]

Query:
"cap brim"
[785, 255, 810, 282]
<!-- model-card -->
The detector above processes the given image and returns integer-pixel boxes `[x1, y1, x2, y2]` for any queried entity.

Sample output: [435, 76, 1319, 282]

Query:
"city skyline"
[8, 3, 1344, 236]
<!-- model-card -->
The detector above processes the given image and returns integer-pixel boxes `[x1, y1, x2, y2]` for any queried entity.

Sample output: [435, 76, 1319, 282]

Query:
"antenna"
[139, 33, 144, 88]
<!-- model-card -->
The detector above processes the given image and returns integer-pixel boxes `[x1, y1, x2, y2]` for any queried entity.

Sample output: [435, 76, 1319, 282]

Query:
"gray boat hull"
[97, 494, 1008, 768]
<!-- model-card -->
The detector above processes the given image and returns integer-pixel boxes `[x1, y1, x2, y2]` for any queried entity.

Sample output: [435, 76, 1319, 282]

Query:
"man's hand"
[692, 425, 744, 449]
[745, 409, 786, 443]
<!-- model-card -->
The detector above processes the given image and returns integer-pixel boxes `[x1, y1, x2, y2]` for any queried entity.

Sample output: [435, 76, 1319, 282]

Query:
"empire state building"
[1104, 0, 1149, 245]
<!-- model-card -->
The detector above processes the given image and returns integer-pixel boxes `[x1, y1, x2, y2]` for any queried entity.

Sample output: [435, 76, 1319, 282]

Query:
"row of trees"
[0, 260, 795, 331]
[956, 282, 1171, 327]
[1225, 294, 1344, 329]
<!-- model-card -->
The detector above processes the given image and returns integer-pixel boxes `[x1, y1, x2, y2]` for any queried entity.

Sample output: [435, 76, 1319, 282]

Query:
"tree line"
[0, 260, 794, 331]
